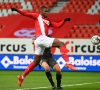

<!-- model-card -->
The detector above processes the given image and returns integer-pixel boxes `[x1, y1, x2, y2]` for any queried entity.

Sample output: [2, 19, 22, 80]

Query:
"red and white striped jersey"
[17, 9, 65, 38]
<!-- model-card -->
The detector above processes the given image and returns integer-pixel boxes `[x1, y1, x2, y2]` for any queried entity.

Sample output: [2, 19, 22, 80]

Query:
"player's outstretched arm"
[11, 8, 38, 19]
[50, 18, 70, 28]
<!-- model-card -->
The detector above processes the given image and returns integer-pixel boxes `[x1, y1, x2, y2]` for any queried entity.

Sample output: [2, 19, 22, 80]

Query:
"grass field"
[0, 71, 100, 90]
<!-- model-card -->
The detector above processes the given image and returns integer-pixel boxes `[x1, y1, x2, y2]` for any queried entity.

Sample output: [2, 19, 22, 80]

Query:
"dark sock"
[45, 71, 55, 86]
[56, 74, 62, 87]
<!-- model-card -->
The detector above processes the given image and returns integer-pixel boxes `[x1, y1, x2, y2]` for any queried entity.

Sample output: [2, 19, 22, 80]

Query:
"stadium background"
[0, 0, 100, 71]
[0, 0, 100, 90]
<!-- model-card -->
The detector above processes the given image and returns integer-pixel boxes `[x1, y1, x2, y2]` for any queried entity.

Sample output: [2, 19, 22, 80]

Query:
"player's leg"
[40, 59, 56, 90]
[53, 64, 64, 90]
[49, 58, 63, 90]
[52, 38, 77, 71]
[18, 55, 41, 87]
[42, 36, 76, 70]
[18, 42, 45, 87]
[21, 55, 41, 78]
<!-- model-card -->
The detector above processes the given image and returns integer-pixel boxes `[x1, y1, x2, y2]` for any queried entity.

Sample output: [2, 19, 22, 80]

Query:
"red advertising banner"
[0, 13, 100, 38]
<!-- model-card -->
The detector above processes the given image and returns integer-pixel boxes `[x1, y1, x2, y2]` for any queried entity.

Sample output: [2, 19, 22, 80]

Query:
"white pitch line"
[15, 82, 100, 90]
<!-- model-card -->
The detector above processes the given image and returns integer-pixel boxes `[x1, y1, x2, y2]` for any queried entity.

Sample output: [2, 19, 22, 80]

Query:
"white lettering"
[13, 65, 27, 69]
[69, 56, 100, 66]
[13, 56, 33, 65]
[42, 19, 50, 25]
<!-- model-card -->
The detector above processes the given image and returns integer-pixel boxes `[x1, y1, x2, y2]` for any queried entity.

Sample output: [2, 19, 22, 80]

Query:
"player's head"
[40, 6, 49, 18]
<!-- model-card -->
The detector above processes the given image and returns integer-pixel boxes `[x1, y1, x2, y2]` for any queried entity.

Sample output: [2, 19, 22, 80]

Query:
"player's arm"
[32, 40, 34, 45]
[11, 8, 38, 19]
[50, 18, 70, 28]
[32, 36, 36, 45]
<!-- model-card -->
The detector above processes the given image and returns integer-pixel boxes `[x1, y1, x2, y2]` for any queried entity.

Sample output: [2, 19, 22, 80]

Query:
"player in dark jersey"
[32, 35, 63, 90]
[40, 47, 63, 90]
[32, 36, 63, 90]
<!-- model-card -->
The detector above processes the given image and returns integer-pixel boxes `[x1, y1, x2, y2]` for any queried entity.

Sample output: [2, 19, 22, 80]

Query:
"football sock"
[22, 62, 35, 78]
[56, 74, 62, 87]
[45, 71, 55, 86]
[59, 46, 70, 63]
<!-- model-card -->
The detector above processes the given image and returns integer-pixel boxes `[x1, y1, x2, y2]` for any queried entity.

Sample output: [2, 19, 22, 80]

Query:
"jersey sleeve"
[17, 9, 39, 19]
[50, 20, 65, 28]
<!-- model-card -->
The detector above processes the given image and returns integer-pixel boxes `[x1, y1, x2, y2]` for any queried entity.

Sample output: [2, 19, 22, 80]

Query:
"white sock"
[21, 75, 24, 79]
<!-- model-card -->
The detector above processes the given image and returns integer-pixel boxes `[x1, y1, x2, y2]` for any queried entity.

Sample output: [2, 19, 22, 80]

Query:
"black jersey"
[42, 48, 53, 59]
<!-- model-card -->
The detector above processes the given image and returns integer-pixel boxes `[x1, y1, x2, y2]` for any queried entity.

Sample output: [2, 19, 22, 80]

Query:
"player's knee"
[56, 69, 61, 74]
[59, 41, 64, 46]
[44, 66, 50, 72]
[61, 42, 64, 45]
[56, 42, 64, 48]
[58, 42, 64, 48]
[56, 70, 61, 74]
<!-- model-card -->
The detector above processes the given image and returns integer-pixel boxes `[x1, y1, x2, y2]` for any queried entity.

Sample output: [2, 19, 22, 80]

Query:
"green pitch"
[0, 71, 100, 90]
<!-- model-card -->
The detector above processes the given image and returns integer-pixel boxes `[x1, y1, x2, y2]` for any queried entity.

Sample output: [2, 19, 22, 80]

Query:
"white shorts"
[34, 35, 55, 55]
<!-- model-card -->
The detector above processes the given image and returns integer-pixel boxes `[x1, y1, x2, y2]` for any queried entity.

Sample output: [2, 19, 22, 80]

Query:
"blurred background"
[0, 0, 100, 72]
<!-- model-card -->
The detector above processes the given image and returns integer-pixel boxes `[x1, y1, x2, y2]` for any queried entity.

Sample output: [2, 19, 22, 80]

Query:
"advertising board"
[0, 39, 100, 55]
[0, 54, 100, 71]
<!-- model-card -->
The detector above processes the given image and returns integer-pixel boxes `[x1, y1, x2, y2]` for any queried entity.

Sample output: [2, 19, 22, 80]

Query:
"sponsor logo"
[51, 40, 100, 55]
[42, 19, 50, 25]
[14, 28, 53, 38]
[1, 55, 100, 71]
[57, 57, 66, 69]
[1, 55, 33, 68]
[0, 44, 26, 52]
[57, 56, 100, 70]
[69, 56, 100, 66]
[64, 41, 100, 54]
[1, 56, 13, 68]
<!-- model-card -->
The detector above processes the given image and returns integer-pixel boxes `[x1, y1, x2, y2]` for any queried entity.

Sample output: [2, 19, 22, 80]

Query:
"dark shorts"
[40, 57, 57, 68]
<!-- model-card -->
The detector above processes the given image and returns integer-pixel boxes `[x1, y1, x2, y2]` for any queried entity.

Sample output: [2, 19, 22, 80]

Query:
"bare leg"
[53, 64, 61, 74]
[41, 62, 50, 72]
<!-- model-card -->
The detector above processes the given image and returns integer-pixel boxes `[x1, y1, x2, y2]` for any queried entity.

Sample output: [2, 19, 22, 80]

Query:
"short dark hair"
[40, 6, 47, 10]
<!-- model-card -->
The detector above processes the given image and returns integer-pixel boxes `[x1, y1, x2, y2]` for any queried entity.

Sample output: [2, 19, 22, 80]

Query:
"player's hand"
[64, 18, 71, 22]
[11, 8, 17, 11]
[32, 40, 34, 45]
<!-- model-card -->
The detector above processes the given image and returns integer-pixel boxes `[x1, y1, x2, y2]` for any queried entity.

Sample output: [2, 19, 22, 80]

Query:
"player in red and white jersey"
[12, 8, 66, 38]
[11, 6, 77, 87]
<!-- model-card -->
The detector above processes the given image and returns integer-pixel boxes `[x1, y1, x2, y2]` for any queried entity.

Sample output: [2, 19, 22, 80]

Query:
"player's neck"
[40, 14, 47, 18]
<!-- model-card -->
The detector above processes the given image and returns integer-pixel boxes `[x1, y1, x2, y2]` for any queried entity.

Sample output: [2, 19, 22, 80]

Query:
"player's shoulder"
[31, 13, 39, 19]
